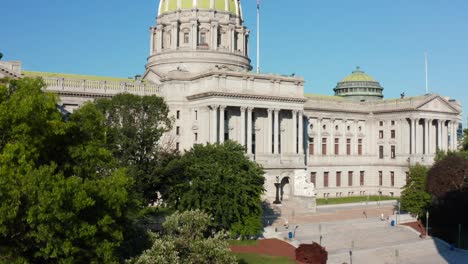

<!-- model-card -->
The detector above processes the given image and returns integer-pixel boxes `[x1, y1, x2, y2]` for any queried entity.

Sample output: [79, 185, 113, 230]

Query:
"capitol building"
[0, 0, 462, 208]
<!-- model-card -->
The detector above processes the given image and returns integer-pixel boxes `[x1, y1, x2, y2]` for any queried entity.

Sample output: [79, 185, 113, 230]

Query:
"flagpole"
[425, 51, 429, 94]
[256, 0, 260, 74]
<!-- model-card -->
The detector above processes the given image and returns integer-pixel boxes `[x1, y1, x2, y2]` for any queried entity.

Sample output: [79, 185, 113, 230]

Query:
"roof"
[23, 71, 140, 83]
[340, 66, 377, 83]
[158, 0, 241, 16]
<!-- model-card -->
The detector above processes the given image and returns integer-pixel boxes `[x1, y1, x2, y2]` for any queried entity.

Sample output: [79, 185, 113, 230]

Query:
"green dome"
[334, 67, 384, 101]
[340, 66, 377, 82]
[158, 0, 241, 16]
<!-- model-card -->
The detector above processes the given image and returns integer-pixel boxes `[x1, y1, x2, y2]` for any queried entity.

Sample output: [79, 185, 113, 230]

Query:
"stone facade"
[6, 0, 462, 209]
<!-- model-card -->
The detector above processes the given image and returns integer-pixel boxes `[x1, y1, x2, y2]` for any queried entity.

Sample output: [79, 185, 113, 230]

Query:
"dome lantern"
[333, 67, 384, 101]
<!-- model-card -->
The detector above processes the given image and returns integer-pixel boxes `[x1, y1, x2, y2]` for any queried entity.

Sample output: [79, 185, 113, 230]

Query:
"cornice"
[187, 91, 307, 103]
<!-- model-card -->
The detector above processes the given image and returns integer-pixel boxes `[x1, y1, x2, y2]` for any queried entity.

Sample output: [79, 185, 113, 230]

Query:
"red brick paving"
[230, 238, 297, 261]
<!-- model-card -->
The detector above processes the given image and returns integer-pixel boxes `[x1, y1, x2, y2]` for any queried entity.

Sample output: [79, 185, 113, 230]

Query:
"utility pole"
[256, 0, 261, 74]
[425, 51, 429, 95]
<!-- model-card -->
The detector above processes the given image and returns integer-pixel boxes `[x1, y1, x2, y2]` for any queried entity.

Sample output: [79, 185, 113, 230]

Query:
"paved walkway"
[264, 201, 468, 264]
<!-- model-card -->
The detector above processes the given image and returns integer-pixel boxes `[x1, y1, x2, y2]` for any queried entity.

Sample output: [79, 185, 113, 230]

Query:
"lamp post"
[319, 224, 322, 246]
[397, 200, 401, 225]
[426, 211, 429, 238]
[273, 176, 281, 204]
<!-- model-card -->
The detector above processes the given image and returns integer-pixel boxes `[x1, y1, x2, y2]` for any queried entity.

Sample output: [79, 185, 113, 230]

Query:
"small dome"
[158, 0, 242, 17]
[334, 67, 384, 101]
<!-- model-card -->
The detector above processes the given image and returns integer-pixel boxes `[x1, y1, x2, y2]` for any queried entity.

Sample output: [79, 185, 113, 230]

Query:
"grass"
[233, 253, 296, 264]
[316, 195, 397, 205]
[228, 240, 259, 246]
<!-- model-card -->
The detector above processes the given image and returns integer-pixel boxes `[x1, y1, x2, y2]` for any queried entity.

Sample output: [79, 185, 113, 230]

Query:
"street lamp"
[273, 176, 281, 204]
[426, 211, 430, 238]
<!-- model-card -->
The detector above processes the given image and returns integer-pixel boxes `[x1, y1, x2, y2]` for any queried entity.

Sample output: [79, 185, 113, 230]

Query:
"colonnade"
[409, 118, 458, 155]
[208, 105, 304, 155]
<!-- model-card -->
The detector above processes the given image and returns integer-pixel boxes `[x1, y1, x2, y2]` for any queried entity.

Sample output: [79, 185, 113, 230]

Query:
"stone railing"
[42, 77, 162, 96]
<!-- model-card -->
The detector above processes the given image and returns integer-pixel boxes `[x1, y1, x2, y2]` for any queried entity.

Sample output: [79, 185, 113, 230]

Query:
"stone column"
[210, 105, 218, 143]
[156, 25, 163, 52]
[273, 109, 280, 154]
[425, 119, 431, 154]
[150, 27, 155, 55]
[219, 105, 226, 143]
[247, 107, 253, 154]
[317, 118, 322, 155]
[298, 110, 304, 155]
[240, 107, 246, 149]
[267, 109, 273, 154]
[211, 23, 218, 51]
[441, 120, 447, 151]
[191, 21, 198, 49]
[437, 120, 443, 151]
[171, 22, 178, 50]
[452, 121, 458, 150]
[291, 110, 298, 154]
[411, 118, 416, 154]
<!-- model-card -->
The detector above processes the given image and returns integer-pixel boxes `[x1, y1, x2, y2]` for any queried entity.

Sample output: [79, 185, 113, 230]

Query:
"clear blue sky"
[2, 0, 467, 124]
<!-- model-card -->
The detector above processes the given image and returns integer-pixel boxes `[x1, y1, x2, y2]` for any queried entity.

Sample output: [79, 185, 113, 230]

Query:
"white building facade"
[0, 0, 462, 209]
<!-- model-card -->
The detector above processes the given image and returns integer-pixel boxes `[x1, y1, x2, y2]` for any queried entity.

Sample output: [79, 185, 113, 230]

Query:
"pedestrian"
[380, 213, 384, 221]
[362, 210, 367, 219]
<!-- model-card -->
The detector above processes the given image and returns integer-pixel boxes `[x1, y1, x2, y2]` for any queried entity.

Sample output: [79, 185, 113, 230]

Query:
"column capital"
[267, 108, 273, 114]
[209, 104, 219, 110]
[219, 105, 227, 110]
[247, 106, 254, 112]
[240, 106, 247, 112]
[273, 108, 280, 113]
[291, 109, 299, 114]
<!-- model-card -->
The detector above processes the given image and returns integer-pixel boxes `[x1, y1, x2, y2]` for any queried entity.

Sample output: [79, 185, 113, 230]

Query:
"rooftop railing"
[42, 77, 162, 96]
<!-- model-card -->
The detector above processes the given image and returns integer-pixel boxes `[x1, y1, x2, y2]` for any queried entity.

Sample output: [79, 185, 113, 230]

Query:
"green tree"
[95, 93, 174, 205]
[462, 128, 468, 151]
[163, 141, 265, 237]
[0, 52, 3, 60]
[132, 210, 236, 264]
[0, 78, 138, 263]
[400, 164, 431, 217]
[427, 152, 468, 199]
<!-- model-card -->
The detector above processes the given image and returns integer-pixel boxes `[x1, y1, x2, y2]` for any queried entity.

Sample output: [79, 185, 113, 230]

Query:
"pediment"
[417, 96, 459, 114]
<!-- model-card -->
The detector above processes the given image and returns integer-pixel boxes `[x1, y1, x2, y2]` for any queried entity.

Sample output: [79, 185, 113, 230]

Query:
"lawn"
[234, 253, 296, 264]
[316, 195, 397, 205]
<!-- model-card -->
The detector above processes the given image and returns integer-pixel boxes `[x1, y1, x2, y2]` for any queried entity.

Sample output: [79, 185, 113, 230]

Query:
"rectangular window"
[194, 110, 198, 120]
[176, 110, 180, 119]
[379, 146, 384, 159]
[379, 130, 384, 139]
[406, 171, 409, 184]
[176, 142, 180, 151]
[200, 32, 207, 45]
[336, 171, 341, 187]
[391, 145, 396, 159]
[324, 172, 329, 188]
[358, 139, 363, 155]
[346, 138, 351, 155]
[309, 138, 314, 155]
[379, 121, 384, 126]
[391, 130, 396, 139]
[176, 126, 180, 135]
[322, 138, 327, 155]
[391, 171, 395, 187]
[391, 120, 395, 126]
[360, 171, 365, 186]
[310, 172, 317, 186]
[194, 133, 198, 142]
[334, 138, 339, 155]
[348, 171, 353, 186]
[184, 32, 189, 44]
[379, 171, 383, 186]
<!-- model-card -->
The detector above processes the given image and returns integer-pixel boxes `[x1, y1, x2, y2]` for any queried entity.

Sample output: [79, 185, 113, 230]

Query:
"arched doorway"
[280, 177, 291, 201]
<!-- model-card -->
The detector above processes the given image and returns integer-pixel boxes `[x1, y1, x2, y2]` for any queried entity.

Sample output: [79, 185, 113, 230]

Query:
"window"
[184, 32, 189, 44]
[335, 125, 339, 131]
[391, 130, 395, 139]
[194, 110, 198, 120]
[391, 120, 395, 126]
[310, 172, 317, 186]
[391, 145, 396, 159]
[360, 171, 365, 186]
[379, 171, 383, 186]
[346, 138, 351, 155]
[336, 172, 341, 187]
[379, 130, 384, 139]
[379, 121, 384, 126]
[405, 172, 409, 184]
[309, 138, 314, 155]
[379, 146, 384, 159]
[334, 138, 339, 155]
[200, 32, 207, 45]
[194, 133, 198, 142]
[322, 138, 327, 155]
[348, 171, 353, 186]
[176, 110, 180, 119]
[390, 171, 395, 187]
[176, 142, 180, 151]
[176, 126, 180, 135]
[324, 172, 329, 188]
[358, 139, 363, 155]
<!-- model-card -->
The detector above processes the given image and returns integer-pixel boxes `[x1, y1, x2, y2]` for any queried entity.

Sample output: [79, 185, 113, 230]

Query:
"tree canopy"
[132, 210, 236, 264]
[0, 78, 139, 263]
[162, 141, 265, 237]
[95, 93, 174, 205]
[427, 152, 468, 199]
[400, 164, 431, 217]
